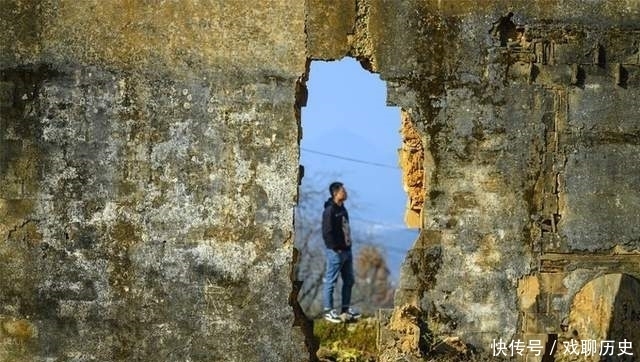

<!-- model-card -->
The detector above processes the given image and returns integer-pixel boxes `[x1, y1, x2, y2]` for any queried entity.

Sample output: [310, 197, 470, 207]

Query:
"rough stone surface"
[3, 1, 640, 361]
[1, 2, 308, 362]
[399, 110, 427, 228]
[554, 273, 640, 362]
[306, 0, 355, 60]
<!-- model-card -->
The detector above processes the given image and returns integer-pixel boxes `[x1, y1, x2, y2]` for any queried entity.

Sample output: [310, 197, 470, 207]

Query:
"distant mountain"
[302, 127, 400, 168]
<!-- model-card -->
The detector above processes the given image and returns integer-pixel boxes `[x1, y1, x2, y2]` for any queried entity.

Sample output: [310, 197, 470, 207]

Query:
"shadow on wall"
[559, 273, 640, 361]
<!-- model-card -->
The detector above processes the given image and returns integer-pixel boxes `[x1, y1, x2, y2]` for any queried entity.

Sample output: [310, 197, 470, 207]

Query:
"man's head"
[329, 181, 348, 203]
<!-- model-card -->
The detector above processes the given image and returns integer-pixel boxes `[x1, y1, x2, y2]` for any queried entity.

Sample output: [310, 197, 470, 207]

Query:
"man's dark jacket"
[322, 198, 350, 251]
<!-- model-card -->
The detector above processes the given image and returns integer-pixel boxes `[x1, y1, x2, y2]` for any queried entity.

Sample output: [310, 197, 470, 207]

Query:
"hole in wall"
[557, 273, 640, 360]
[293, 58, 420, 331]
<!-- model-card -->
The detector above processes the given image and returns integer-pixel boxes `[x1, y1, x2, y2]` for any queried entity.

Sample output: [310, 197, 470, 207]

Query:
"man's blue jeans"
[322, 248, 355, 311]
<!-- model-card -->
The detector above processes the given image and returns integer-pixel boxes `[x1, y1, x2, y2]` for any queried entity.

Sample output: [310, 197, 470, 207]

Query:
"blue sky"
[300, 58, 418, 277]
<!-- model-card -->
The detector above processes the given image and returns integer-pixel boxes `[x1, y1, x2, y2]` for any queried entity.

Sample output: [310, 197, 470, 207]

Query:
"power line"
[301, 147, 400, 170]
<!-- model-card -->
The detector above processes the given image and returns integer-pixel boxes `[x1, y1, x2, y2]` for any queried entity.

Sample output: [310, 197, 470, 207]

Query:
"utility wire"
[301, 147, 400, 170]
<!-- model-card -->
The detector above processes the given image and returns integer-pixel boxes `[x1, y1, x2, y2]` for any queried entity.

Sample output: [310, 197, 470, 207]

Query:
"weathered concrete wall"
[307, 0, 640, 360]
[3, 0, 640, 361]
[1, 1, 309, 361]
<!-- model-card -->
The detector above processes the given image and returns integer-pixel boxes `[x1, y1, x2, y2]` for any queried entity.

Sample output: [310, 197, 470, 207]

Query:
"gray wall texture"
[2, 1, 640, 361]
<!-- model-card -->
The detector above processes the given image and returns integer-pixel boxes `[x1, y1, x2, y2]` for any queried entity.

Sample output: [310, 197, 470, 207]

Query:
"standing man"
[322, 182, 361, 323]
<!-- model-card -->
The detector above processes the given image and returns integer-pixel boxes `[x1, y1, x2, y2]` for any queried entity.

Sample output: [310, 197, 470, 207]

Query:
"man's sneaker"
[323, 309, 342, 323]
[345, 307, 361, 320]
